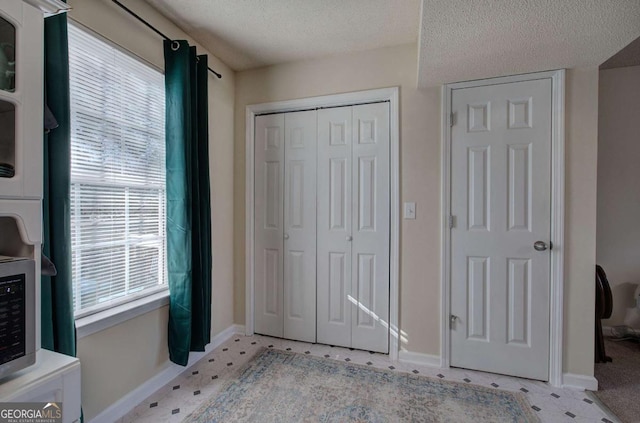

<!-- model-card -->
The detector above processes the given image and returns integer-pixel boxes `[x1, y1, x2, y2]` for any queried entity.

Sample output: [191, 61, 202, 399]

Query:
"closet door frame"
[245, 87, 400, 360]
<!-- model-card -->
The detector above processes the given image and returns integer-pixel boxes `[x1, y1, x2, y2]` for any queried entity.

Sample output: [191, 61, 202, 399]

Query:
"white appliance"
[0, 256, 35, 379]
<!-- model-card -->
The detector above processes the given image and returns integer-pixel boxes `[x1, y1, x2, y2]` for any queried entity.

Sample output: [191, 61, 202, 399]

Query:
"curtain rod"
[112, 0, 222, 79]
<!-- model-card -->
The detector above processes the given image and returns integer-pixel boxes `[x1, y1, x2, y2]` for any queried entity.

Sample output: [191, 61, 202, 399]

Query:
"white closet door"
[283, 110, 317, 342]
[254, 114, 284, 338]
[351, 103, 390, 353]
[317, 106, 353, 348]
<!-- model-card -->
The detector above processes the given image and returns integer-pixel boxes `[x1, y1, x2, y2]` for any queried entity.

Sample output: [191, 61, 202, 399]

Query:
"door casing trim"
[245, 87, 400, 360]
[440, 70, 565, 386]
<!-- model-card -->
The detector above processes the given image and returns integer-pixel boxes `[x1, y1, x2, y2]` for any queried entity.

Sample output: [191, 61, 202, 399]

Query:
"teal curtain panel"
[190, 53, 212, 351]
[164, 40, 212, 366]
[42, 8, 76, 358]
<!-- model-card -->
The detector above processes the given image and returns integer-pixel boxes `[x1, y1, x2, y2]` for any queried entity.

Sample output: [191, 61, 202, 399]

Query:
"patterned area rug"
[184, 348, 539, 422]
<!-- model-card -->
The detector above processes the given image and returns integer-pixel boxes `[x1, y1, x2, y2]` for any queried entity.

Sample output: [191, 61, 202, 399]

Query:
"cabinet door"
[316, 106, 353, 348]
[0, 1, 43, 199]
[283, 110, 317, 342]
[254, 114, 285, 338]
[350, 103, 390, 353]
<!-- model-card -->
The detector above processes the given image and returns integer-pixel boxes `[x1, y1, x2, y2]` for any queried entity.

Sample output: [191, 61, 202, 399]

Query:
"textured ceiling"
[144, 0, 421, 71]
[418, 0, 640, 87]
[143, 0, 640, 82]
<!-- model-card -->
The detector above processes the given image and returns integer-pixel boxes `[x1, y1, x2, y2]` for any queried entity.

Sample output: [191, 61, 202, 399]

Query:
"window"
[68, 24, 167, 318]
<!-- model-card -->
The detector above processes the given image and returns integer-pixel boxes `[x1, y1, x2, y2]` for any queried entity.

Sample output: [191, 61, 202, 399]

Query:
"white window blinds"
[68, 24, 167, 317]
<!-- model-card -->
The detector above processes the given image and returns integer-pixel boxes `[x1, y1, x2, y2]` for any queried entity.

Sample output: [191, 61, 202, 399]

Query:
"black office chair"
[595, 264, 613, 363]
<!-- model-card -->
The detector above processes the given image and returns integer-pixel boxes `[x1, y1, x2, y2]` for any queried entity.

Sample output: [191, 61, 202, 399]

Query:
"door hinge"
[450, 112, 455, 127]
[448, 215, 455, 229]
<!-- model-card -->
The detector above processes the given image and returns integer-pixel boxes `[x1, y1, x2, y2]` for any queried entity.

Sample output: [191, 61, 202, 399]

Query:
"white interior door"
[317, 103, 390, 353]
[351, 103, 390, 353]
[283, 110, 317, 342]
[450, 79, 552, 380]
[317, 106, 353, 348]
[254, 113, 284, 338]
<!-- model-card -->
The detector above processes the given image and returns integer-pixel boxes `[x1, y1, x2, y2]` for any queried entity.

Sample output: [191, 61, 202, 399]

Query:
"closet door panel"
[317, 106, 352, 348]
[351, 103, 390, 353]
[254, 114, 285, 338]
[283, 110, 317, 342]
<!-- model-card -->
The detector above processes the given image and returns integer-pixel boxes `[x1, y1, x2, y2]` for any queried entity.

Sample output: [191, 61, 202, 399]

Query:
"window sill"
[75, 290, 170, 339]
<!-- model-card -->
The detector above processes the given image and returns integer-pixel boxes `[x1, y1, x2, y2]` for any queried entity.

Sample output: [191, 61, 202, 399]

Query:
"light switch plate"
[404, 202, 416, 219]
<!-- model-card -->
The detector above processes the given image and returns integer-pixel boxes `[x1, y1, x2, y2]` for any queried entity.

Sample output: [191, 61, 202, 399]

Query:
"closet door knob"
[533, 241, 547, 251]
[346, 235, 352, 241]
[284, 233, 289, 240]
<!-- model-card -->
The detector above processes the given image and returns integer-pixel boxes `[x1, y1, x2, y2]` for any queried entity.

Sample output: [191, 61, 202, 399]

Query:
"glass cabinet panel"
[0, 15, 15, 92]
[0, 99, 15, 178]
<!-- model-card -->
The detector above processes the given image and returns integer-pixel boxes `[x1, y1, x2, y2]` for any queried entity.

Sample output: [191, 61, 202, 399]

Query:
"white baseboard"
[90, 324, 245, 423]
[398, 350, 441, 368]
[562, 372, 598, 391]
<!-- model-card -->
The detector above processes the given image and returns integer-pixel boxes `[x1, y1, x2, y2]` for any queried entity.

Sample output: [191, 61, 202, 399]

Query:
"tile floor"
[122, 334, 619, 423]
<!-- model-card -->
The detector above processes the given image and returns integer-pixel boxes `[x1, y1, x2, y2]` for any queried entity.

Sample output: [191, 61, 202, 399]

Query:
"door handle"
[450, 315, 459, 328]
[284, 233, 289, 240]
[346, 235, 352, 241]
[533, 241, 548, 251]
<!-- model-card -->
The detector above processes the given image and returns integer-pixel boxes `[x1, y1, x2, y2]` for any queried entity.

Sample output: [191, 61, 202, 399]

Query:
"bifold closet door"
[254, 113, 285, 338]
[317, 103, 390, 353]
[351, 103, 390, 353]
[283, 110, 317, 342]
[254, 111, 317, 341]
[317, 106, 353, 348]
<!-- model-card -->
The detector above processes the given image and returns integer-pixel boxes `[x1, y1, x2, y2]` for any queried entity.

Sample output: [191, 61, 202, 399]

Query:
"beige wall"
[234, 44, 442, 355]
[597, 66, 640, 327]
[68, 0, 235, 419]
[77, 307, 171, 419]
[61, 12, 600, 413]
[234, 46, 599, 377]
[564, 67, 598, 376]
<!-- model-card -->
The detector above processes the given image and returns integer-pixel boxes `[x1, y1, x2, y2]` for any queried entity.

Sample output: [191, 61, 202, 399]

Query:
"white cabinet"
[0, 349, 81, 423]
[0, 2, 45, 347]
[0, 2, 80, 422]
[0, 0, 44, 200]
[254, 103, 390, 353]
